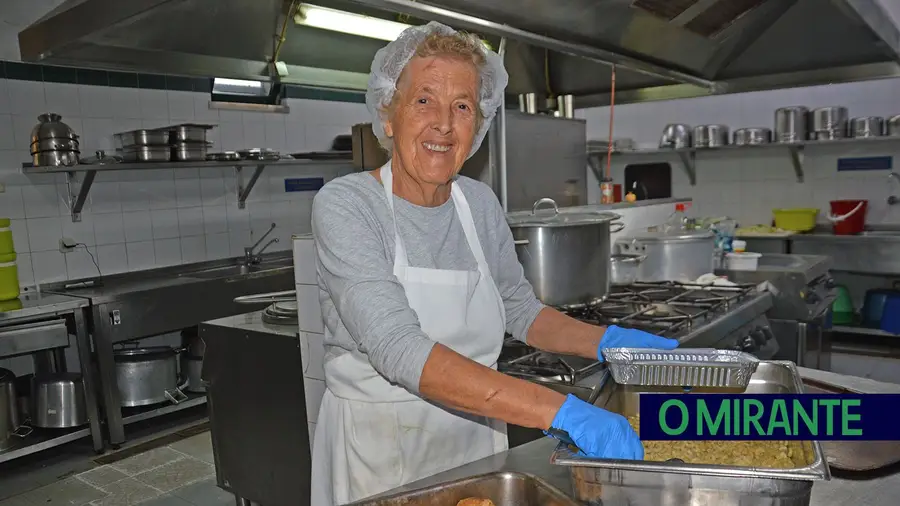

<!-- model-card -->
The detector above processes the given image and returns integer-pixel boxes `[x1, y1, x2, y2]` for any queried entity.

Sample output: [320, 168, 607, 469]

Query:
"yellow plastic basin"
[772, 208, 818, 232]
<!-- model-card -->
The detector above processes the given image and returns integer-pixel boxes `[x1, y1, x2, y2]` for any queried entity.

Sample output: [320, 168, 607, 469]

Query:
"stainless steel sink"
[859, 230, 900, 237]
[179, 259, 292, 279]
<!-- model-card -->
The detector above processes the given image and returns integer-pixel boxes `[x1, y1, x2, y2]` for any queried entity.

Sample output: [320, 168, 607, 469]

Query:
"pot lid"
[506, 198, 620, 227]
[114, 346, 178, 358]
[624, 230, 715, 242]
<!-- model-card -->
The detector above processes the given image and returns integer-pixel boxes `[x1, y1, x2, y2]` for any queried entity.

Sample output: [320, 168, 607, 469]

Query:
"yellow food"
[627, 414, 799, 468]
[625, 192, 637, 202]
[456, 498, 495, 506]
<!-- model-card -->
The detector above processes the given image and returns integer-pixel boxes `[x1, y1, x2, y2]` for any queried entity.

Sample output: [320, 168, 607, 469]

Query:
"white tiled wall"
[578, 78, 900, 227]
[294, 234, 326, 448]
[0, 80, 368, 286]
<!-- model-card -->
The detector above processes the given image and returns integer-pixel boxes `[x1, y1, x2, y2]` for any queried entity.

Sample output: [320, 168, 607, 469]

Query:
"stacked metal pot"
[30, 113, 80, 167]
[115, 124, 214, 162]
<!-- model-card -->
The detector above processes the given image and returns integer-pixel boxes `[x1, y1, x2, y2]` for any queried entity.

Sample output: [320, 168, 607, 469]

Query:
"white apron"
[310, 162, 509, 505]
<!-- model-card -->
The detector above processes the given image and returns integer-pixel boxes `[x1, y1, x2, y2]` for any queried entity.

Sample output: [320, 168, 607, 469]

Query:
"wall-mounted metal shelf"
[23, 158, 351, 222]
[609, 135, 900, 186]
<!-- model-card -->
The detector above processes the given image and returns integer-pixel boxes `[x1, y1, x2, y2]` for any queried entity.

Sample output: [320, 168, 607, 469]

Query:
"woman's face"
[384, 55, 479, 186]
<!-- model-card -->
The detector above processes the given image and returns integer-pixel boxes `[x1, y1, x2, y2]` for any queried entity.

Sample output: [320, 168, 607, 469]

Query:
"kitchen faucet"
[888, 172, 900, 206]
[245, 223, 279, 265]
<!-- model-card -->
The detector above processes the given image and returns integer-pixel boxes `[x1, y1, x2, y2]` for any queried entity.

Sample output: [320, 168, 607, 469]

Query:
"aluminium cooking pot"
[507, 198, 623, 308]
[31, 373, 88, 429]
[114, 346, 187, 407]
[616, 230, 715, 282]
[1, 369, 31, 450]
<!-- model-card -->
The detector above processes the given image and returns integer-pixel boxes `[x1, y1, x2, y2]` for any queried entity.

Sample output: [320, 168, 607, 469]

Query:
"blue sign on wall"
[837, 156, 893, 172]
[284, 177, 325, 192]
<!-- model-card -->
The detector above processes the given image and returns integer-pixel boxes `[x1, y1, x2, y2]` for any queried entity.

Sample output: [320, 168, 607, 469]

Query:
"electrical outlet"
[59, 237, 77, 253]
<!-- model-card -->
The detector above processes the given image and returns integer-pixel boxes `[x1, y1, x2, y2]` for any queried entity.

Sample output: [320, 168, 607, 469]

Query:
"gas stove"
[498, 281, 775, 391]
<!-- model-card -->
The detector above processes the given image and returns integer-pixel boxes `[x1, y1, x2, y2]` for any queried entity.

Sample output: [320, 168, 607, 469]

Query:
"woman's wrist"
[539, 389, 568, 430]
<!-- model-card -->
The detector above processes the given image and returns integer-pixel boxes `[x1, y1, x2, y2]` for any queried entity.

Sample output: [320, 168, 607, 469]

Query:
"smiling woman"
[308, 20, 677, 506]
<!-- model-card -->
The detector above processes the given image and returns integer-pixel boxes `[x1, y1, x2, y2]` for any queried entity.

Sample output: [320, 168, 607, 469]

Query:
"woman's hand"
[596, 325, 679, 362]
[547, 394, 643, 460]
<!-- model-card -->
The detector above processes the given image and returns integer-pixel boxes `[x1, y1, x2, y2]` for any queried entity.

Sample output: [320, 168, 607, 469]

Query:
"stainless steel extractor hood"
[18, 0, 900, 106]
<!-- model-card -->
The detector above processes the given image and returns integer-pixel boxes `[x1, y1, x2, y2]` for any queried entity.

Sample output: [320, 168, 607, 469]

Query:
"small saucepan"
[610, 254, 646, 286]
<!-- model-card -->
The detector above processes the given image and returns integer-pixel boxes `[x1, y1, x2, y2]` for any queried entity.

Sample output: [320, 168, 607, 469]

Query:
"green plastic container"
[832, 285, 854, 324]
[0, 218, 13, 256]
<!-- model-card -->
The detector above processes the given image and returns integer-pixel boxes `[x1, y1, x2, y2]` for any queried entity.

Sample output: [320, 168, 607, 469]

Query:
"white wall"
[0, 82, 366, 287]
[578, 78, 900, 227]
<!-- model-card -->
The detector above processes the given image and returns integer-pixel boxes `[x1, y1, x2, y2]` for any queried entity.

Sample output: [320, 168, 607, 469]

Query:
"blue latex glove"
[547, 394, 643, 460]
[597, 325, 679, 362]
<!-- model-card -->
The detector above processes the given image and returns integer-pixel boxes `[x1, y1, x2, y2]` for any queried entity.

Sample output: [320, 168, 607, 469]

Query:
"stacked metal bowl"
[30, 113, 80, 167]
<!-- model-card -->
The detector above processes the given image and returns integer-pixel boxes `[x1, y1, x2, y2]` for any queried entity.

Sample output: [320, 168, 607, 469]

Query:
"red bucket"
[828, 200, 868, 235]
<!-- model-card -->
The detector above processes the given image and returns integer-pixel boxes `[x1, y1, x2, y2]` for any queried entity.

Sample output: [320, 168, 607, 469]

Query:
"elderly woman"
[310, 22, 678, 505]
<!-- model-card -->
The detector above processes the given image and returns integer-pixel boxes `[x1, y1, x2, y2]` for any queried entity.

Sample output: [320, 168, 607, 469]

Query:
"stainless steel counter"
[41, 251, 296, 448]
[0, 291, 88, 324]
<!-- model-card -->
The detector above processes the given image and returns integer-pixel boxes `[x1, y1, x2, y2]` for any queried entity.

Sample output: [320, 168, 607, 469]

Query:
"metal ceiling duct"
[18, 0, 900, 106]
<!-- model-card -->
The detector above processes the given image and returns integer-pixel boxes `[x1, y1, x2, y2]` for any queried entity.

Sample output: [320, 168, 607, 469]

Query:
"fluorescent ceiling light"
[294, 4, 411, 42]
[212, 78, 268, 96]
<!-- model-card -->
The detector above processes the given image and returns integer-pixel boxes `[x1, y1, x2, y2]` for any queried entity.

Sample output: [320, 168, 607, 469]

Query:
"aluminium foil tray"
[602, 347, 759, 388]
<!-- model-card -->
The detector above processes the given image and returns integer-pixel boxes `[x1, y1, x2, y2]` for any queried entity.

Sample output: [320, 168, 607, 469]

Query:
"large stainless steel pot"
[31, 373, 88, 429]
[1, 368, 31, 450]
[114, 346, 186, 407]
[183, 356, 205, 393]
[615, 230, 715, 282]
[507, 198, 623, 308]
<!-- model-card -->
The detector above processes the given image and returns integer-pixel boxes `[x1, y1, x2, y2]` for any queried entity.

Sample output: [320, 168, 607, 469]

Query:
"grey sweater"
[311, 171, 545, 392]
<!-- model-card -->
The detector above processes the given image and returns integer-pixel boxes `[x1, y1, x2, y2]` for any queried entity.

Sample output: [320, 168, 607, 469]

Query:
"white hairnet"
[366, 21, 509, 159]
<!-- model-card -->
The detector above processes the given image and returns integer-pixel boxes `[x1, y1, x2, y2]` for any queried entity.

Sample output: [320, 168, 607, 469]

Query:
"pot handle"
[610, 222, 626, 233]
[513, 239, 529, 246]
[165, 387, 188, 405]
[13, 424, 33, 438]
[826, 202, 865, 222]
[531, 198, 559, 215]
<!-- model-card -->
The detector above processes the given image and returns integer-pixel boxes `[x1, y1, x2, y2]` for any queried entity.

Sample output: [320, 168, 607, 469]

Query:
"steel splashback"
[18, 0, 900, 106]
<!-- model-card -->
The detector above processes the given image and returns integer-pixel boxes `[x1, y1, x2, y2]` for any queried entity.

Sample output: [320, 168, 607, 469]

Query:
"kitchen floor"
[0, 429, 234, 506]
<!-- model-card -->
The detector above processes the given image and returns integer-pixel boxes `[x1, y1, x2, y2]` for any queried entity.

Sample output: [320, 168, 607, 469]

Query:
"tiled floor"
[0, 432, 232, 506]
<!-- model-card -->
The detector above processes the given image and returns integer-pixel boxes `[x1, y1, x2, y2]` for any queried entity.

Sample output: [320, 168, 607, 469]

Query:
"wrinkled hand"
[597, 325, 679, 362]
[547, 394, 643, 460]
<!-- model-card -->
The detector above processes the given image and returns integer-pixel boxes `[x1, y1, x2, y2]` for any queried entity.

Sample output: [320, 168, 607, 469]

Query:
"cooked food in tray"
[628, 414, 805, 468]
[456, 498, 496, 506]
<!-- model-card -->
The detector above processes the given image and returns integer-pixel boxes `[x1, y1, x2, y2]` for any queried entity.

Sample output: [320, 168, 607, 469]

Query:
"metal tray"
[803, 377, 900, 471]
[602, 347, 759, 388]
[550, 362, 830, 506]
[348, 471, 580, 506]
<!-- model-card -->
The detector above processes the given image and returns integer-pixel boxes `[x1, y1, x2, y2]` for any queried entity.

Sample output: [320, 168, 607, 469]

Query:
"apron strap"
[381, 162, 492, 279]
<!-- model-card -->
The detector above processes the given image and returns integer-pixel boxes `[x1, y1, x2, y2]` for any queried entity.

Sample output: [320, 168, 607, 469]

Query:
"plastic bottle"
[663, 203, 687, 233]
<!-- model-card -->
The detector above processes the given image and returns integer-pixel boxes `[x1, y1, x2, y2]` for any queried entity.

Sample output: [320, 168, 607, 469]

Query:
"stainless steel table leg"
[73, 308, 105, 452]
[234, 495, 251, 506]
[94, 305, 125, 446]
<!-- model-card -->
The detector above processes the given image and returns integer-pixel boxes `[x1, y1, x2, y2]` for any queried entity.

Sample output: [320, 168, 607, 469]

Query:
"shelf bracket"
[677, 151, 696, 186]
[235, 164, 266, 209]
[65, 170, 97, 222]
[788, 145, 804, 183]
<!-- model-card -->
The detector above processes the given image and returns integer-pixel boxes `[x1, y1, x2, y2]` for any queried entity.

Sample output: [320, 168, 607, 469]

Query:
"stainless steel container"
[850, 116, 885, 138]
[507, 198, 623, 308]
[774, 106, 809, 143]
[171, 142, 208, 161]
[117, 129, 169, 147]
[33, 150, 80, 167]
[114, 346, 183, 407]
[183, 356, 205, 393]
[733, 127, 772, 146]
[610, 254, 645, 285]
[888, 115, 900, 136]
[550, 362, 830, 506]
[122, 145, 172, 163]
[30, 137, 80, 154]
[692, 125, 728, 148]
[169, 125, 208, 143]
[557, 95, 574, 119]
[31, 373, 88, 429]
[659, 124, 691, 149]
[615, 230, 715, 282]
[811, 106, 848, 138]
[0, 368, 27, 450]
[30, 113, 78, 144]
